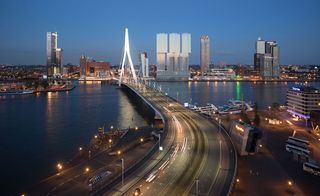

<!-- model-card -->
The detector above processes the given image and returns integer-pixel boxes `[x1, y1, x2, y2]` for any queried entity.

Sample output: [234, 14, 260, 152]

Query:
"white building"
[156, 33, 168, 75]
[140, 52, 149, 77]
[256, 37, 265, 54]
[156, 32, 191, 81]
[287, 86, 320, 119]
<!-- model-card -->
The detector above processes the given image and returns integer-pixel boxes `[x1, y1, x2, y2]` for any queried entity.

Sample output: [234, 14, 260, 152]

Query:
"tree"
[272, 102, 280, 110]
[253, 102, 258, 113]
[253, 113, 260, 127]
[240, 109, 251, 124]
[310, 111, 320, 126]
[41, 80, 49, 89]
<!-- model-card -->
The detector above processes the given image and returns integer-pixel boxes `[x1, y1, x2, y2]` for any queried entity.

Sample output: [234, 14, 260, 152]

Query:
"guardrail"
[212, 119, 238, 196]
[93, 83, 170, 195]
[157, 88, 238, 195]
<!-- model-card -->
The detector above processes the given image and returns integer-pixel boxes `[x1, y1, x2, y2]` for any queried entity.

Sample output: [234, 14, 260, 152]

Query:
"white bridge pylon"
[119, 28, 138, 86]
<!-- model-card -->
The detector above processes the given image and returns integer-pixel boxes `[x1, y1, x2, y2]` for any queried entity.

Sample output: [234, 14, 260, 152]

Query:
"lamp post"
[121, 158, 124, 186]
[219, 140, 222, 169]
[158, 134, 163, 151]
[176, 92, 179, 101]
[196, 179, 199, 196]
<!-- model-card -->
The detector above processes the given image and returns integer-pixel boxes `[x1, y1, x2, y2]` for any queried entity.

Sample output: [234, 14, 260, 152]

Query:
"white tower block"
[119, 28, 138, 86]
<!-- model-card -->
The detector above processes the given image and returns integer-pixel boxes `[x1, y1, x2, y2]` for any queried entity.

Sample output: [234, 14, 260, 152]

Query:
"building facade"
[200, 35, 210, 73]
[140, 52, 149, 77]
[46, 32, 63, 76]
[254, 37, 280, 79]
[80, 55, 111, 79]
[156, 32, 191, 81]
[156, 33, 168, 75]
[287, 86, 320, 119]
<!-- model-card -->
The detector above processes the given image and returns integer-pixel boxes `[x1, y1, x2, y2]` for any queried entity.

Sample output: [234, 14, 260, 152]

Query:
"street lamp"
[57, 163, 63, 171]
[85, 167, 90, 173]
[288, 180, 292, 186]
[121, 158, 124, 186]
[158, 134, 163, 151]
[135, 126, 138, 131]
[219, 140, 222, 169]
[117, 150, 121, 155]
[79, 147, 82, 151]
[236, 178, 240, 183]
[140, 138, 144, 142]
[94, 135, 98, 139]
[195, 179, 199, 196]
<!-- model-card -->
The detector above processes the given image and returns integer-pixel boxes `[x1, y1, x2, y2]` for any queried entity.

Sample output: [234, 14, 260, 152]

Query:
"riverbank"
[26, 126, 161, 195]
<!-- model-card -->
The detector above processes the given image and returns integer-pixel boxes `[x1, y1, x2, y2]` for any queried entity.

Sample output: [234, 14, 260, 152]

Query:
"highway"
[104, 82, 236, 196]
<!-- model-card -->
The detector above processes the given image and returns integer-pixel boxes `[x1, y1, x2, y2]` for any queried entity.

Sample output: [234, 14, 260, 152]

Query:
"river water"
[0, 81, 319, 194]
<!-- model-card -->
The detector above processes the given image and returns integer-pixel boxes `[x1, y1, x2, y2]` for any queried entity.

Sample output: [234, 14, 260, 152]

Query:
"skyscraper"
[46, 32, 63, 76]
[156, 33, 168, 75]
[156, 32, 191, 81]
[200, 35, 210, 73]
[140, 52, 149, 77]
[168, 33, 180, 72]
[254, 37, 280, 78]
[180, 33, 191, 72]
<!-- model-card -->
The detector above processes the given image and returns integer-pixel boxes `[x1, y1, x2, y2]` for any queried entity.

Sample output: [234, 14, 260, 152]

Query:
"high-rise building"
[180, 33, 191, 72]
[156, 32, 191, 81]
[140, 52, 149, 77]
[200, 35, 210, 73]
[254, 37, 280, 79]
[156, 33, 168, 75]
[266, 41, 280, 78]
[256, 37, 265, 54]
[46, 32, 63, 76]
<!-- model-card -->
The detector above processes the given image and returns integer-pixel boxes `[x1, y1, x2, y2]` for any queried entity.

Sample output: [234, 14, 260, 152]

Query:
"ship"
[0, 89, 34, 96]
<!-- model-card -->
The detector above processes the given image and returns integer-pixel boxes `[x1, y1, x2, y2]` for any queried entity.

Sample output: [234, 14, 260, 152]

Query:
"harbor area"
[0, 80, 75, 96]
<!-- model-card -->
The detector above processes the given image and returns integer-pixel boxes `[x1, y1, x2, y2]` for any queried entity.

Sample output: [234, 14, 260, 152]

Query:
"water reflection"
[159, 81, 320, 108]
[236, 81, 241, 100]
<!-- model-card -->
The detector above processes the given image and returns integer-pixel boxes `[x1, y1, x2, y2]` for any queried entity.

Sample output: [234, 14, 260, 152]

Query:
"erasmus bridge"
[27, 28, 237, 196]
[111, 28, 237, 196]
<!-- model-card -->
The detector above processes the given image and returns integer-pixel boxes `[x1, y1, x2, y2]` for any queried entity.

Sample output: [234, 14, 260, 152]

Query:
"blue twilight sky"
[0, 0, 320, 65]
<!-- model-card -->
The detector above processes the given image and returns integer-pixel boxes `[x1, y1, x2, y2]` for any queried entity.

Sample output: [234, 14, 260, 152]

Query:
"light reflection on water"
[0, 82, 148, 195]
[159, 81, 320, 108]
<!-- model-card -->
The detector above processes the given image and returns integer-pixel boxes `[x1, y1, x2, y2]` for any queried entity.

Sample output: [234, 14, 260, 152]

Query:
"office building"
[230, 121, 262, 156]
[254, 37, 280, 78]
[156, 32, 191, 81]
[46, 32, 63, 76]
[140, 52, 149, 77]
[200, 35, 210, 73]
[287, 86, 320, 119]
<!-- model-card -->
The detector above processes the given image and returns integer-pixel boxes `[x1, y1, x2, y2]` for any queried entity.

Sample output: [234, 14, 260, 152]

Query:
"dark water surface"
[0, 81, 149, 195]
[158, 81, 320, 108]
[0, 81, 319, 194]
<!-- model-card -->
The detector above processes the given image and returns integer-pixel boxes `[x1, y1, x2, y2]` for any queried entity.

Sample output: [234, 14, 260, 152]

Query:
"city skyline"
[1, 0, 320, 65]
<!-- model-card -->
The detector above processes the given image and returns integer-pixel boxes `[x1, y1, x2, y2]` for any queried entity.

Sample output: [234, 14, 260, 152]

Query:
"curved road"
[104, 83, 236, 196]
